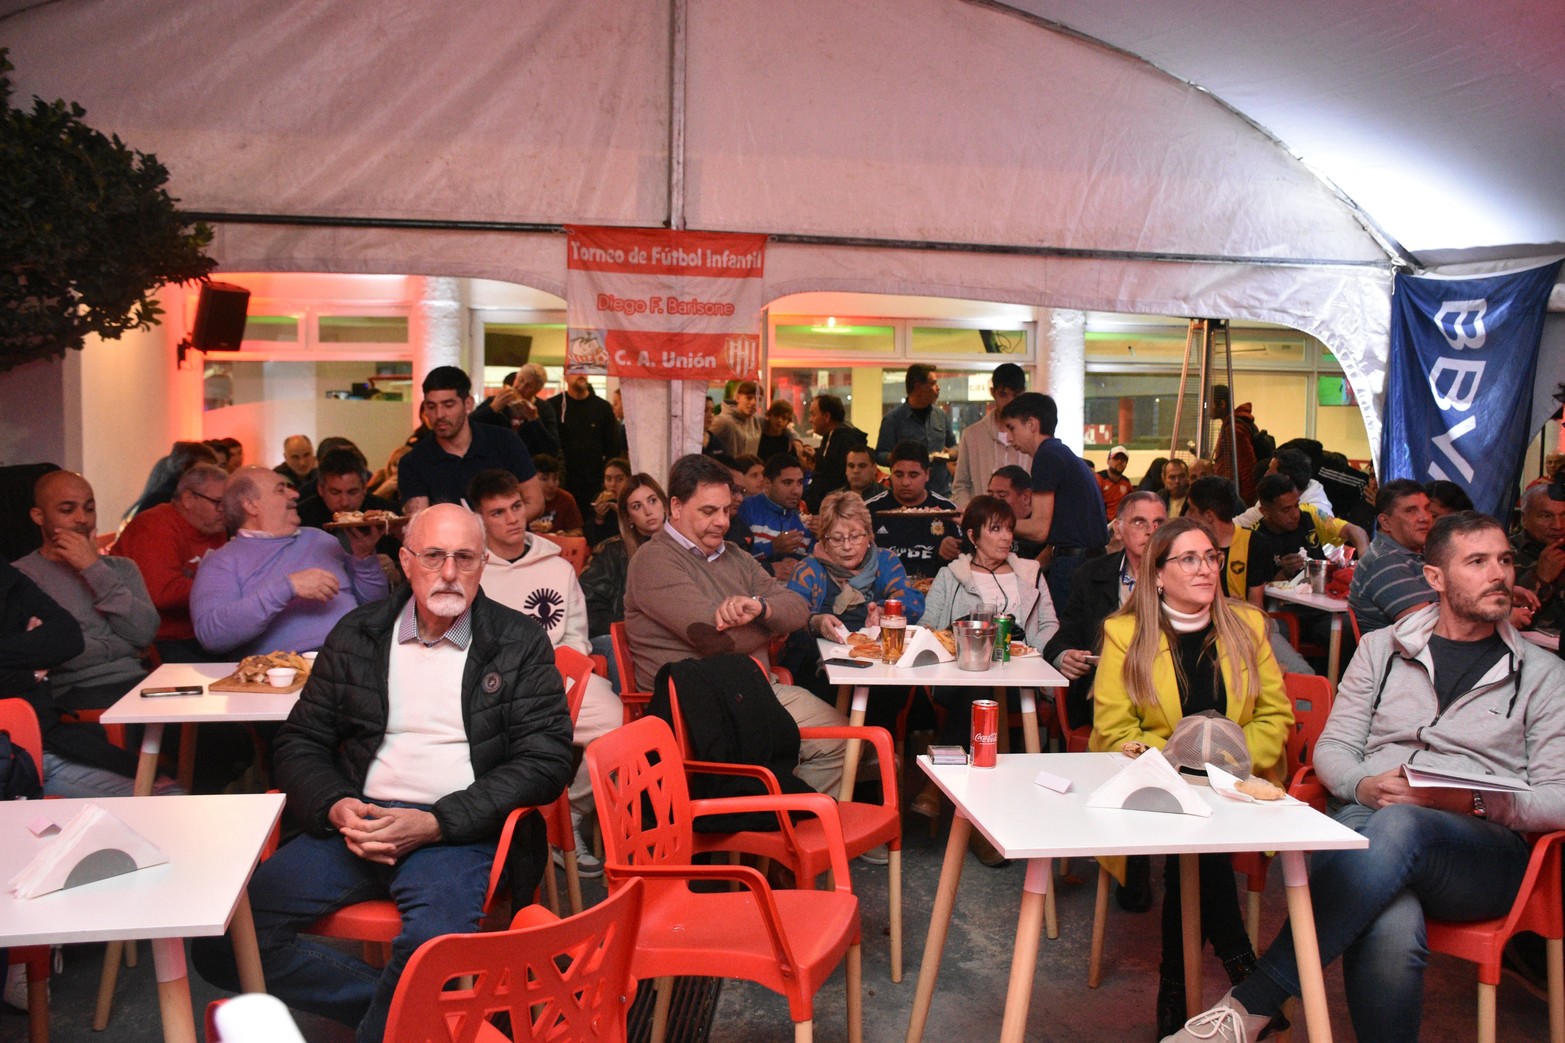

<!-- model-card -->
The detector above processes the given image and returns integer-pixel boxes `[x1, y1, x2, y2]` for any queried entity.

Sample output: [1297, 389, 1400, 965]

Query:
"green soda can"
[992, 613, 1014, 662]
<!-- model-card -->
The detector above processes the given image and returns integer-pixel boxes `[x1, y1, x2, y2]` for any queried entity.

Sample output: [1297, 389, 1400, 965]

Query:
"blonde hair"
[816, 489, 874, 544]
[1112, 516, 1262, 710]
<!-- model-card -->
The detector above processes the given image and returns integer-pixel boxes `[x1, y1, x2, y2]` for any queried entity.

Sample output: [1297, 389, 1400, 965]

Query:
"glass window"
[240, 315, 300, 344]
[318, 316, 409, 344]
[1084, 325, 1309, 366]
[910, 326, 1026, 356]
[773, 320, 895, 355]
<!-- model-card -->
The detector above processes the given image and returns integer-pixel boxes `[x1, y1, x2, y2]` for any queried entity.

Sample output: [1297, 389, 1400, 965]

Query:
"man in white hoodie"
[468, 469, 622, 878]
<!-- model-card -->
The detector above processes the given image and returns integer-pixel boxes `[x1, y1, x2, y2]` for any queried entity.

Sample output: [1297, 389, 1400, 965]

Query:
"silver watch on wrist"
[1471, 789, 1488, 819]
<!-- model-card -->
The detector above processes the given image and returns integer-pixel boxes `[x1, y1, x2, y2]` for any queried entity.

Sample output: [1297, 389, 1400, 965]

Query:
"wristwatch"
[1471, 790, 1488, 819]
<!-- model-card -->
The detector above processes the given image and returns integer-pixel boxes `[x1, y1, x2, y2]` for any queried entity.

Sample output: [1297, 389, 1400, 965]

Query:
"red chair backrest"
[0, 697, 44, 784]
[609, 621, 649, 722]
[1283, 672, 1333, 774]
[554, 645, 595, 725]
[384, 879, 643, 1043]
[541, 533, 590, 576]
[586, 716, 698, 870]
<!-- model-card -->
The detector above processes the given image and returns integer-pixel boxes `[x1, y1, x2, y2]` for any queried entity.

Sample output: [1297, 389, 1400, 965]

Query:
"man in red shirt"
[113, 462, 229, 661]
[1096, 445, 1134, 521]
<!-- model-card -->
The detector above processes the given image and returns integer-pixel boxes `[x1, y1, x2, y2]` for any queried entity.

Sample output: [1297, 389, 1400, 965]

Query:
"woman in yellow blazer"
[1089, 516, 1294, 1037]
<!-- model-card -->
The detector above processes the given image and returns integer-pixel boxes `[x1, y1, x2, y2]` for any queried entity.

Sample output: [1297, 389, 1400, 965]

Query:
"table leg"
[176, 722, 199, 792]
[835, 682, 852, 717]
[231, 892, 267, 995]
[133, 721, 166, 798]
[905, 813, 971, 1043]
[1281, 850, 1334, 1043]
[1181, 854, 1202, 1017]
[837, 685, 870, 802]
[1326, 616, 1343, 688]
[1017, 688, 1041, 754]
[999, 857, 1051, 1043]
[150, 936, 198, 1043]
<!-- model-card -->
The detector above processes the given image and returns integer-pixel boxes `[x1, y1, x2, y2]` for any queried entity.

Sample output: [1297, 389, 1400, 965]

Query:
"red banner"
[565, 226, 766, 381]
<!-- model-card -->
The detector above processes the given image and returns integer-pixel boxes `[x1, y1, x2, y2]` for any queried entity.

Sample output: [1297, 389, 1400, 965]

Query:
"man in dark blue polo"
[999, 392, 1108, 609]
[398, 366, 542, 521]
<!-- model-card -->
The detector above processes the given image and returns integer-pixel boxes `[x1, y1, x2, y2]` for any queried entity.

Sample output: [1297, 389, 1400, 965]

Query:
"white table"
[904, 753, 1367, 1043]
[1263, 585, 1350, 686]
[816, 637, 1068, 801]
[0, 794, 284, 1043]
[1523, 629, 1561, 652]
[100, 662, 298, 797]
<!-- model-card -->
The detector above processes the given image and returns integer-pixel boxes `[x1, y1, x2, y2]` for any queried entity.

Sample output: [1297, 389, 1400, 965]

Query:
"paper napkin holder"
[1085, 748, 1213, 817]
[10, 804, 168, 899]
[895, 625, 956, 669]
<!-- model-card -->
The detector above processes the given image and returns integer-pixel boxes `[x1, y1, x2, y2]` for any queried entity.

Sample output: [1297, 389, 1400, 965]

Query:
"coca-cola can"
[882, 598, 904, 618]
[971, 699, 999, 768]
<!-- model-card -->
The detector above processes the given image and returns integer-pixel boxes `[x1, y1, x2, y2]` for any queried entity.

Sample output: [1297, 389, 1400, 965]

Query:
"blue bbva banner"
[1381, 260, 1562, 519]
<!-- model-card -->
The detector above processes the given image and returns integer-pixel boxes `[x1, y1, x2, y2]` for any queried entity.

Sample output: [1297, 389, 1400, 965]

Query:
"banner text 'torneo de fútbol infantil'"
[565, 226, 766, 381]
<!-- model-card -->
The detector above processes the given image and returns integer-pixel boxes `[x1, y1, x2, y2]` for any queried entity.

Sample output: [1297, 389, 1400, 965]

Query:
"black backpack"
[0, 731, 43, 800]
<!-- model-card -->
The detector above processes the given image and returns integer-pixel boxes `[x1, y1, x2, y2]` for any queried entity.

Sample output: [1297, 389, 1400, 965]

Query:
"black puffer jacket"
[275, 588, 574, 845]
[580, 537, 629, 638]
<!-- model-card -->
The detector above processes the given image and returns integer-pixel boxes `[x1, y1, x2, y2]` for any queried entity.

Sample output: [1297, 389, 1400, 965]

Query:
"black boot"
[1117, 854, 1153, 912]
[1155, 975, 1186, 1039]
[1223, 949, 1258, 986]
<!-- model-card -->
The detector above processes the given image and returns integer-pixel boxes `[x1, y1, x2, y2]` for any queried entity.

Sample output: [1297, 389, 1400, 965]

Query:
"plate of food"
[209, 650, 312, 693]
[323, 509, 406, 532]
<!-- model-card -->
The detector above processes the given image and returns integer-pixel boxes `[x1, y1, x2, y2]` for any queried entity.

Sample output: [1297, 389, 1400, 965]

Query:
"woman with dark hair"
[914, 495, 1059, 863]
[584, 457, 631, 546]
[1424, 479, 1475, 519]
[1139, 455, 1170, 493]
[580, 473, 668, 690]
[1089, 515, 1293, 1036]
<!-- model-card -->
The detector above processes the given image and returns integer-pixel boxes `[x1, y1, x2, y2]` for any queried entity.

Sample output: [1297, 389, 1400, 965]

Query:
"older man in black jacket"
[195, 504, 573, 1043]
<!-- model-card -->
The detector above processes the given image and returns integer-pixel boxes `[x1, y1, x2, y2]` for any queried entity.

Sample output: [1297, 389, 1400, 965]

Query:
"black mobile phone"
[823, 657, 874, 669]
[140, 685, 204, 698]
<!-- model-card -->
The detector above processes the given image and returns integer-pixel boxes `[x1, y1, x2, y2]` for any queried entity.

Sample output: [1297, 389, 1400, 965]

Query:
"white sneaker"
[1160, 989, 1271, 1042]
[4, 962, 33, 1011]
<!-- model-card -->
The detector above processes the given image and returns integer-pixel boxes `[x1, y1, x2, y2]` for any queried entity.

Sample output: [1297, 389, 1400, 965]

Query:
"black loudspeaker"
[190, 282, 251, 351]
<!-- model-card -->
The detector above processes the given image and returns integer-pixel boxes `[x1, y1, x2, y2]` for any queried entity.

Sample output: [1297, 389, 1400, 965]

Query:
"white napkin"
[9, 804, 168, 899]
[1206, 763, 1302, 806]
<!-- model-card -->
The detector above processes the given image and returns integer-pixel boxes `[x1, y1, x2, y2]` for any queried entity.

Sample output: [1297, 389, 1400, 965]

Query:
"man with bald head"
[194, 504, 574, 1043]
[190, 466, 389, 656]
[275, 434, 318, 496]
[14, 470, 159, 708]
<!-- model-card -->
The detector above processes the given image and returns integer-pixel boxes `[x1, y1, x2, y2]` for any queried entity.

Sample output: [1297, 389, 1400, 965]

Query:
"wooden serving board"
[207, 672, 309, 694]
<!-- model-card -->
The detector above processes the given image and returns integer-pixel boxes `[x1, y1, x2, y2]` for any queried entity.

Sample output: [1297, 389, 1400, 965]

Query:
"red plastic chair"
[1233, 672, 1335, 945]
[0, 699, 51, 1043]
[664, 672, 905, 982]
[1346, 604, 1363, 644]
[1051, 686, 1091, 754]
[609, 621, 650, 723]
[1427, 832, 1565, 1043]
[382, 880, 645, 1043]
[586, 716, 863, 1043]
[542, 646, 595, 917]
[541, 533, 590, 575]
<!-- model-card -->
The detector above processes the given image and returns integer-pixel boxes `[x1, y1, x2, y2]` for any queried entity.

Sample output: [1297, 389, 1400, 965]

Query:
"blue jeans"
[195, 806, 492, 1043]
[590, 632, 621, 693]
[1045, 552, 1089, 612]
[1238, 802, 1529, 1043]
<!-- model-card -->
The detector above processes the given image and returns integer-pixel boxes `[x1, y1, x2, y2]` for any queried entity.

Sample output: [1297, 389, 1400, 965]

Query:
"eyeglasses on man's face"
[409, 549, 485, 572]
[1163, 550, 1224, 574]
[1122, 516, 1165, 532]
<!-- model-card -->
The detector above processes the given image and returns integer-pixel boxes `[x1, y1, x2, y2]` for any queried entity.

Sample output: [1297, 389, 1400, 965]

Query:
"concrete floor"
[5, 792, 1554, 1042]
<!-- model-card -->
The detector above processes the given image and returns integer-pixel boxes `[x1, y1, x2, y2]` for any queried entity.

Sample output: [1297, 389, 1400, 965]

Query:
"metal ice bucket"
[953, 620, 997, 672]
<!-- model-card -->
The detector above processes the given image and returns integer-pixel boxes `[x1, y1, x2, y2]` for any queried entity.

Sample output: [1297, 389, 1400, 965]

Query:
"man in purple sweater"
[191, 467, 389, 656]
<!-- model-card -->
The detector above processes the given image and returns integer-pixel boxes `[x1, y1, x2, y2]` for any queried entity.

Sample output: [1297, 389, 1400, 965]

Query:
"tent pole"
[668, 0, 688, 231]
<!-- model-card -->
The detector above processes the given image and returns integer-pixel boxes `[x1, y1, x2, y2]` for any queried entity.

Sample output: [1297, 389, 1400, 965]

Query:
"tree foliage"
[0, 49, 215, 371]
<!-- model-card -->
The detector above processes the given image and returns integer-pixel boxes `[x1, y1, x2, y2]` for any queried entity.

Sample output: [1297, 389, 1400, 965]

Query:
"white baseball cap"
[1109, 445, 1129, 459]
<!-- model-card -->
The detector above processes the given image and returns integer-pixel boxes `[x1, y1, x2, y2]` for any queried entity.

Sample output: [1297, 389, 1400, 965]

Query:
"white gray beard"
[424, 591, 468, 619]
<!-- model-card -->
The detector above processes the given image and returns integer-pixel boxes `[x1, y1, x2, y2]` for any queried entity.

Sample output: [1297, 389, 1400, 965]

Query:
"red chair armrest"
[689, 792, 853, 892]
[798, 725, 897, 809]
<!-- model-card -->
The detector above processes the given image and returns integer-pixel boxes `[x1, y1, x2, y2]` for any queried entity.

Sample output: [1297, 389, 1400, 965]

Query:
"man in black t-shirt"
[398, 366, 541, 519]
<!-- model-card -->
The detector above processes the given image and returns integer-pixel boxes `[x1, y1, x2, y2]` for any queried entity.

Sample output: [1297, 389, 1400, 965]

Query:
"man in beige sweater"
[624, 454, 846, 793]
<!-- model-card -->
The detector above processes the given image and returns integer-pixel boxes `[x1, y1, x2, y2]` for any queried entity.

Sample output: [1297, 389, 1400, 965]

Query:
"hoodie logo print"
[523, 588, 565, 631]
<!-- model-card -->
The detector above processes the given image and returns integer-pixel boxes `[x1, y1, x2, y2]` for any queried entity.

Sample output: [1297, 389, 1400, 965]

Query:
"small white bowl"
[265, 667, 298, 688]
[301, 652, 318, 666]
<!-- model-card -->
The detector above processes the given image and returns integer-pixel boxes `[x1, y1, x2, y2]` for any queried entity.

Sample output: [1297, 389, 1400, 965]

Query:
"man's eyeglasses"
[1122, 517, 1165, 532]
[189, 492, 223, 507]
[1163, 550, 1225, 574]
[822, 531, 870, 548]
[409, 549, 485, 572]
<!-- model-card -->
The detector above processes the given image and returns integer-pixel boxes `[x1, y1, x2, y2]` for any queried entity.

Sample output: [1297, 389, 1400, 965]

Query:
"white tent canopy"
[6, 0, 1563, 455]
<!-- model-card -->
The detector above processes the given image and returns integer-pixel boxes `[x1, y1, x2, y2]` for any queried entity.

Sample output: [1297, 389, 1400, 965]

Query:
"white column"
[410, 276, 464, 420]
[620, 378, 705, 483]
[1040, 308, 1087, 453]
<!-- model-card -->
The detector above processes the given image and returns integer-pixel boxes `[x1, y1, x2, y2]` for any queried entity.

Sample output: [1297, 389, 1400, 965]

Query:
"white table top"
[919, 753, 1367, 860]
[817, 636, 1068, 688]
[0, 793, 284, 946]
[1263, 585, 1349, 614]
[100, 662, 301, 726]
[1523, 629, 1561, 652]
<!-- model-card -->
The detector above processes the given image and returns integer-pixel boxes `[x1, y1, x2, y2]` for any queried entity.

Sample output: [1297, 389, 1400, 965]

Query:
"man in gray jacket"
[1168, 510, 1565, 1043]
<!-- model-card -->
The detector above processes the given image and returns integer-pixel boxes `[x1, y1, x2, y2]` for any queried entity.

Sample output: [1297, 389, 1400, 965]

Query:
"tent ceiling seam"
[965, 0, 1417, 273]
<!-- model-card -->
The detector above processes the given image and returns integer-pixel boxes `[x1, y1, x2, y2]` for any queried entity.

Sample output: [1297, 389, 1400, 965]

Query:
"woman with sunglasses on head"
[1089, 515, 1293, 1037]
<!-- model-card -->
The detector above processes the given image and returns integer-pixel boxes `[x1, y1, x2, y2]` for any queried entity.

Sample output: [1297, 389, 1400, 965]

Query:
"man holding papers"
[1168, 511, 1565, 1043]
